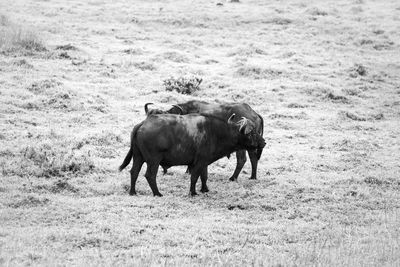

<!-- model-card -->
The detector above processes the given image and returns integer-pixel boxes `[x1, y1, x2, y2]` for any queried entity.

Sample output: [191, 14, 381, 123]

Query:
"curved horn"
[172, 105, 183, 115]
[144, 103, 154, 114]
[227, 113, 236, 124]
[238, 117, 248, 132]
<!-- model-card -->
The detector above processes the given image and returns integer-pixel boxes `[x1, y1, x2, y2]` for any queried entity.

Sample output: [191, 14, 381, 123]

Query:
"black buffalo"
[144, 100, 264, 181]
[119, 113, 266, 196]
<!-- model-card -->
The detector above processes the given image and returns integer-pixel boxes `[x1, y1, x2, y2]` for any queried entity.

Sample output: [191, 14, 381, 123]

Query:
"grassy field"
[1, 0, 400, 265]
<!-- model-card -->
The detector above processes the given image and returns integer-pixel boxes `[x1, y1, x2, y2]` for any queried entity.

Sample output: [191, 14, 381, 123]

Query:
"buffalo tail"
[256, 114, 265, 160]
[119, 147, 133, 171]
[119, 122, 143, 171]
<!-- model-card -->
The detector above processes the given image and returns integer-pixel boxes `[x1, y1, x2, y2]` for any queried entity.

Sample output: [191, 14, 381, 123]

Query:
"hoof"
[190, 191, 198, 196]
[200, 187, 209, 193]
[249, 176, 257, 180]
[229, 177, 237, 182]
[154, 192, 163, 197]
[129, 190, 136, 196]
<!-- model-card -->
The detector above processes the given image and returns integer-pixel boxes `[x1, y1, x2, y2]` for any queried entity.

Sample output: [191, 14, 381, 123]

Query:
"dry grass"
[1, 0, 400, 265]
[0, 14, 46, 54]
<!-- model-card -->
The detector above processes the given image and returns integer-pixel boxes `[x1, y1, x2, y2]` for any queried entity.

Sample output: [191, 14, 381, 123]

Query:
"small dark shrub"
[371, 113, 384, 120]
[350, 64, 367, 77]
[325, 92, 350, 103]
[58, 52, 71, 59]
[55, 44, 77, 51]
[163, 76, 202, 95]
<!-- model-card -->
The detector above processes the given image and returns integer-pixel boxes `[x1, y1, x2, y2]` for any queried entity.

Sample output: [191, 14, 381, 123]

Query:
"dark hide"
[119, 114, 264, 196]
[164, 100, 265, 180]
[144, 103, 165, 116]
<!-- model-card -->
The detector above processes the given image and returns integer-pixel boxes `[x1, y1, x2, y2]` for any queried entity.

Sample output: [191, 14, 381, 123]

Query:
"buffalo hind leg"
[200, 167, 209, 193]
[129, 156, 144, 195]
[229, 150, 247, 181]
[189, 164, 205, 196]
[248, 149, 258, 180]
[144, 163, 162, 197]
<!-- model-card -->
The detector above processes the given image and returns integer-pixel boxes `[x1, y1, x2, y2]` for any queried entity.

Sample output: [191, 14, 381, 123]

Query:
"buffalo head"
[228, 113, 266, 158]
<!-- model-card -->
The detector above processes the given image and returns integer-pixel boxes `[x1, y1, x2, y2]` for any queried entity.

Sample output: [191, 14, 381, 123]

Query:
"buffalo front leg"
[229, 150, 247, 181]
[248, 149, 258, 180]
[200, 167, 209, 193]
[129, 157, 144, 195]
[144, 163, 162, 197]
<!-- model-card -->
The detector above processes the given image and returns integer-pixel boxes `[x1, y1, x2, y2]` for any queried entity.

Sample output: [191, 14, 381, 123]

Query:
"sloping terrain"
[0, 0, 399, 265]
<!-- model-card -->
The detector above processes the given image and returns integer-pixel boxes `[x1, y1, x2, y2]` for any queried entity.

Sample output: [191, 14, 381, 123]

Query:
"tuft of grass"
[338, 110, 384, 121]
[55, 44, 77, 51]
[26, 79, 62, 95]
[263, 17, 293, 25]
[338, 111, 366, 121]
[163, 76, 202, 95]
[349, 64, 367, 78]
[161, 51, 189, 63]
[287, 103, 308, 108]
[0, 14, 10, 26]
[269, 112, 308, 120]
[12, 58, 33, 68]
[1, 143, 95, 178]
[325, 92, 350, 103]
[49, 179, 79, 193]
[363, 176, 389, 186]
[307, 8, 328, 16]
[0, 15, 46, 54]
[236, 66, 284, 80]
[131, 61, 156, 71]
[8, 195, 50, 208]
[123, 47, 144, 55]
[228, 44, 267, 57]
[74, 131, 123, 149]
[342, 88, 363, 97]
